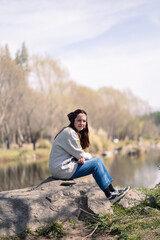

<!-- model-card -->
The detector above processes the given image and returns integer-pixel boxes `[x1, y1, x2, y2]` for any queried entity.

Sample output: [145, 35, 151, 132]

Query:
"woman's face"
[74, 113, 87, 132]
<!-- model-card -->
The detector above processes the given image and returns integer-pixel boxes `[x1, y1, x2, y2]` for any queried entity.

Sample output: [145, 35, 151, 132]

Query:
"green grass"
[69, 219, 77, 229]
[0, 236, 19, 240]
[0, 149, 21, 160]
[86, 208, 160, 239]
[137, 186, 160, 210]
[85, 186, 160, 239]
[36, 221, 66, 239]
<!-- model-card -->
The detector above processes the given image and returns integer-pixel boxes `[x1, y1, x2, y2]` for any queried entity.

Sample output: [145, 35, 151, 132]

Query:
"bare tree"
[0, 47, 27, 148]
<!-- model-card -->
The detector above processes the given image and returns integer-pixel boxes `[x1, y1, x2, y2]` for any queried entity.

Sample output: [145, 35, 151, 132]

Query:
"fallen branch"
[82, 224, 98, 240]
[79, 208, 95, 217]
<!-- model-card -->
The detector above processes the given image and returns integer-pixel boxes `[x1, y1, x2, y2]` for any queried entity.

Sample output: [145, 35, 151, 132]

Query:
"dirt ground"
[19, 219, 160, 240]
[18, 220, 116, 240]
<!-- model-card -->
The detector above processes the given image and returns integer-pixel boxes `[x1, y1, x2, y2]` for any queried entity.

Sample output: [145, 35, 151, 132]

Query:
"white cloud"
[0, 0, 150, 52]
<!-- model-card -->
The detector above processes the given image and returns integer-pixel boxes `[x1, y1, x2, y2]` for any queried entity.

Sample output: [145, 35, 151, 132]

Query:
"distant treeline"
[0, 43, 160, 150]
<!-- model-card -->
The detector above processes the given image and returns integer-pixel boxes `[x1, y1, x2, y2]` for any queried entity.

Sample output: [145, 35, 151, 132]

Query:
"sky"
[0, 0, 160, 109]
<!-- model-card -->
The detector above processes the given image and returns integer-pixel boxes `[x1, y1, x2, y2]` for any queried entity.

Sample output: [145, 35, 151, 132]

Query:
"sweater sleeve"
[58, 128, 92, 160]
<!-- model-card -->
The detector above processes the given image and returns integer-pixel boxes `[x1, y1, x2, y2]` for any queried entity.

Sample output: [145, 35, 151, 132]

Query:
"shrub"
[37, 139, 51, 149]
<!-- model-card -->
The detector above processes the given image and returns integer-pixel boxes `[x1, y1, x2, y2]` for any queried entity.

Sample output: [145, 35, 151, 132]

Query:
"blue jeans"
[70, 158, 113, 191]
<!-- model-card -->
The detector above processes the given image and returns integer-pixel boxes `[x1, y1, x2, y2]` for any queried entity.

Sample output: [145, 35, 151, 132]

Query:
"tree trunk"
[6, 137, 10, 149]
[33, 141, 36, 151]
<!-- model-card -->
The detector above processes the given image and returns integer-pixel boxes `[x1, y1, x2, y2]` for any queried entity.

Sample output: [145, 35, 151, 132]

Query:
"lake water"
[107, 150, 160, 188]
[0, 150, 160, 192]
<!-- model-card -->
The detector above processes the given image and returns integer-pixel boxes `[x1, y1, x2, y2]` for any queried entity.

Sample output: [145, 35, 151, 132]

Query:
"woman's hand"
[78, 157, 85, 164]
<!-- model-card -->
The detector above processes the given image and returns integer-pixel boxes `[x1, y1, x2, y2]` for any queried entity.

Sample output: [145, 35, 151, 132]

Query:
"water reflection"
[0, 150, 160, 191]
[0, 161, 50, 192]
[105, 150, 160, 188]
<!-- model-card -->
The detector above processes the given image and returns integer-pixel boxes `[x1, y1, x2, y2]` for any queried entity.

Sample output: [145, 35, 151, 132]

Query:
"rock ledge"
[0, 177, 146, 236]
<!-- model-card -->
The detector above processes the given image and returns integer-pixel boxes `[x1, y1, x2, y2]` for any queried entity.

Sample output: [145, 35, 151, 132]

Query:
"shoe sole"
[110, 192, 125, 204]
[122, 186, 130, 195]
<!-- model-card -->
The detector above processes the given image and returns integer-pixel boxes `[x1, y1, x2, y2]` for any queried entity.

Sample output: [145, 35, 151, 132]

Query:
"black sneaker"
[108, 192, 125, 204]
[112, 186, 130, 195]
[120, 186, 130, 195]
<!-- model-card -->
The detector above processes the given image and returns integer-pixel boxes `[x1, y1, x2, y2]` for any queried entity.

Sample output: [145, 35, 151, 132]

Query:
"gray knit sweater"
[49, 127, 92, 179]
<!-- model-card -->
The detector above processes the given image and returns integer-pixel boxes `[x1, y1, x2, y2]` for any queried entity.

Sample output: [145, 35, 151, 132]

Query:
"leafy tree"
[15, 42, 29, 74]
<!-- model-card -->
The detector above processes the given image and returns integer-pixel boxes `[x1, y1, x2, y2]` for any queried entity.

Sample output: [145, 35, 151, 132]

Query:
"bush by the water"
[37, 139, 51, 149]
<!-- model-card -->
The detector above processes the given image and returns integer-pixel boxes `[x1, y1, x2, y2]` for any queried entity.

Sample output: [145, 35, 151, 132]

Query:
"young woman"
[49, 109, 129, 203]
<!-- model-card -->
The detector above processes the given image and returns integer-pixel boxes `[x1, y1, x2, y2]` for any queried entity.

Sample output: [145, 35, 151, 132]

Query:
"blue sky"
[0, 0, 160, 109]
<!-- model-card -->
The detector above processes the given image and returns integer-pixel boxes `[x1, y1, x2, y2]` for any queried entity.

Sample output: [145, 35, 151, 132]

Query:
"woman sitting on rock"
[49, 109, 129, 204]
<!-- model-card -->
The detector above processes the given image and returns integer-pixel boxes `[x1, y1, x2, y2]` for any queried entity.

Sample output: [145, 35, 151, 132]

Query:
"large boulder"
[0, 177, 146, 236]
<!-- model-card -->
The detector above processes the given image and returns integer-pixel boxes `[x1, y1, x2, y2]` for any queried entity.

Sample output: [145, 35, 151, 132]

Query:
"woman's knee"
[91, 157, 103, 167]
[95, 157, 103, 164]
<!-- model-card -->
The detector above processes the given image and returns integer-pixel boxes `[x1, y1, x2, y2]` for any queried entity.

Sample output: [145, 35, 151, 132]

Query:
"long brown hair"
[67, 109, 90, 149]
[55, 109, 90, 149]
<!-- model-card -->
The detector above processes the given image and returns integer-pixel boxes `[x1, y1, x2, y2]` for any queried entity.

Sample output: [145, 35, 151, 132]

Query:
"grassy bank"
[0, 135, 158, 163]
[84, 185, 160, 240]
[0, 185, 159, 240]
[0, 148, 50, 166]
